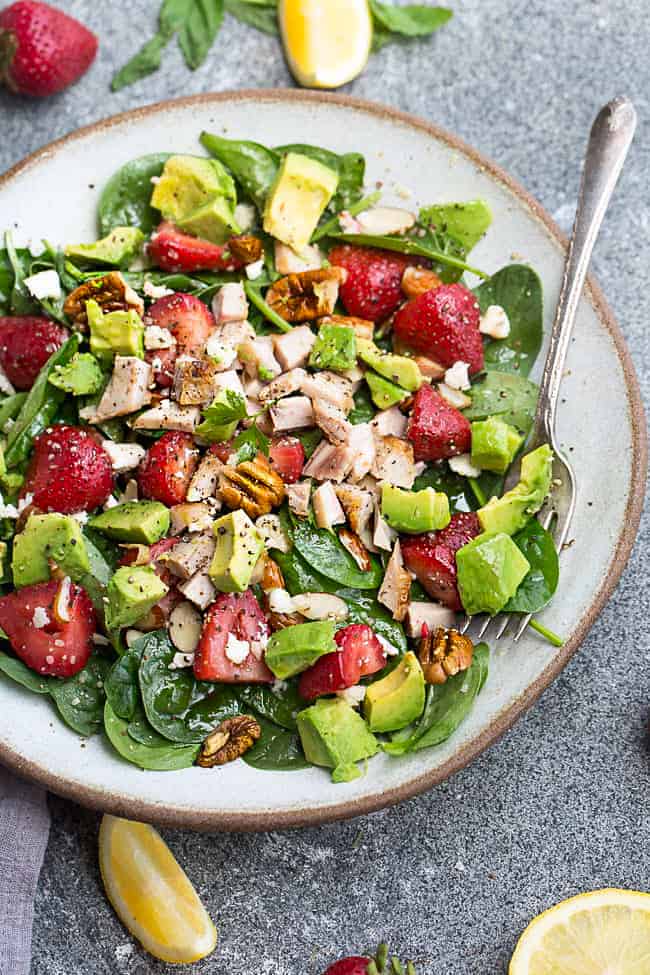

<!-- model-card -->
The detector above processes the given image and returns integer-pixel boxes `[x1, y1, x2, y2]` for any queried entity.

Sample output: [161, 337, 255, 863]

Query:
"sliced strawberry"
[194, 590, 273, 683]
[323, 959, 371, 975]
[0, 579, 96, 677]
[298, 623, 386, 700]
[0, 316, 68, 389]
[393, 283, 484, 373]
[144, 291, 215, 387]
[137, 431, 199, 508]
[401, 513, 481, 611]
[269, 436, 305, 484]
[406, 383, 471, 462]
[22, 424, 113, 514]
[328, 244, 427, 322]
[147, 222, 250, 274]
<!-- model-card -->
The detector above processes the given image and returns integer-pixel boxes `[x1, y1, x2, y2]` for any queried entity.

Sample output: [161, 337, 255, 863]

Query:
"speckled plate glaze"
[0, 91, 645, 831]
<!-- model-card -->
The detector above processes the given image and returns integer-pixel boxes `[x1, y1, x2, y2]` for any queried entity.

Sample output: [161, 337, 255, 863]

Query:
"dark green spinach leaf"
[419, 200, 492, 253]
[348, 384, 376, 425]
[49, 656, 111, 737]
[4, 232, 36, 315]
[463, 370, 538, 435]
[105, 647, 143, 721]
[0, 649, 50, 694]
[329, 228, 487, 281]
[243, 715, 309, 771]
[290, 518, 383, 590]
[239, 682, 303, 730]
[201, 132, 279, 210]
[475, 264, 543, 377]
[505, 519, 559, 613]
[98, 154, 171, 235]
[104, 702, 200, 770]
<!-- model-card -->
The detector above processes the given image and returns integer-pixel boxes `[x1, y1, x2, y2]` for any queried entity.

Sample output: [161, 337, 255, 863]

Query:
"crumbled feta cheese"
[255, 513, 290, 553]
[234, 202, 256, 231]
[271, 678, 289, 697]
[376, 634, 400, 657]
[245, 259, 265, 280]
[169, 651, 195, 670]
[205, 335, 237, 368]
[444, 361, 471, 391]
[143, 280, 174, 300]
[0, 363, 15, 396]
[103, 441, 146, 473]
[17, 493, 33, 513]
[144, 325, 175, 350]
[225, 633, 251, 665]
[71, 510, 89, 525]
[337, 684, 366, 707]
[24, 269, 61, 301]
[338, 211, 362, 234]
[479, 304, 511, 339]
[32, 606, 50, 628]
[0, 494, 19, 519]
[212, 282, 248, 324]
[449, 453, 482, 478]
[267, 588, 295, 615]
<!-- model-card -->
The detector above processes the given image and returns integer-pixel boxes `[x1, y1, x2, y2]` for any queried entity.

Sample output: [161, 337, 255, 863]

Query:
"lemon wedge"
[99, 815, 217, 964]
[509, 888, 650, 974]
[279, 0, 372, 89]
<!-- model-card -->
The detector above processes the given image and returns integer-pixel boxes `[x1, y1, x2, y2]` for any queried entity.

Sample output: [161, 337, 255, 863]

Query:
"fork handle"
[533, 96, 637, 441]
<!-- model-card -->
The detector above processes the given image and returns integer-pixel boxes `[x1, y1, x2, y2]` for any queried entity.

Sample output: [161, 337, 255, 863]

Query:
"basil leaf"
[49, 657, 111, 737]
[178, 0, 224, 69]
[200, 132, 280, 210]
[463, 370, 539, 435]
[111, 32, 174, 93]
[419, 200, 492, 253]
[224, 0, 279, 33]
[290, 518, 383, 590]
[369, 1, 452, 37]
[504, 519, 559, 613]
[98, 154, 171, 236]
[104, 702, 199, 770]
[475, 264, 543, 377]
[0, 649, 51, 694]
[242, 715, 310, 771]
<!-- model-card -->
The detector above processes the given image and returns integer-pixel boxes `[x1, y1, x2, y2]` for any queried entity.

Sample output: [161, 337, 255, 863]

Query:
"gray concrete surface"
[1, 0, 649, 971]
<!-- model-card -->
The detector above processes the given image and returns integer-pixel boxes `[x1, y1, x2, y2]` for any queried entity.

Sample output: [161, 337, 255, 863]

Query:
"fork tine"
[458, 615, 472, 635]
[494, 614, 512, 639]
[476, 615, 493, 640]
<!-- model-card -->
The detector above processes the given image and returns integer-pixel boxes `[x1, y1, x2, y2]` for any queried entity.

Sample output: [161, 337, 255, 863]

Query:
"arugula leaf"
[224, 0, 279, 34]
[474, 264, 544, 377]
[179, 0, 224, 68]
[369, 1, 452, 38]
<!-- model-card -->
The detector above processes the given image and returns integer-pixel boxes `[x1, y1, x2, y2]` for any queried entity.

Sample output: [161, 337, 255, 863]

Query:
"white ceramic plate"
[0, 92, 645, 830]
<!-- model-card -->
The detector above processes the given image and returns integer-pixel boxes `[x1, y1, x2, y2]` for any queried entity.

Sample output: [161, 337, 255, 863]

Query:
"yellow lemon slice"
[509, 888, 650, 975]
[279, 0, 372, 89]
[99, 815, 217, 964]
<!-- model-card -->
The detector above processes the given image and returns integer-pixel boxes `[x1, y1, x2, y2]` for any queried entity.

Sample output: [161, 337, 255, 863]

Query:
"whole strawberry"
[323, 944, 416, 975]
[0, 1, 97, 97]
[21, 425, 114, 514]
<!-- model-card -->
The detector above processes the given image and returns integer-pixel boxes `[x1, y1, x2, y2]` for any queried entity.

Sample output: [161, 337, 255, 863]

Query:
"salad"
[0, 133, 559, 783]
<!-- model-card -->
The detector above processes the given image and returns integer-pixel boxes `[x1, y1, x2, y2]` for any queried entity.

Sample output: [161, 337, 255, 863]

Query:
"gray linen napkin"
[0, 769, 50, 975]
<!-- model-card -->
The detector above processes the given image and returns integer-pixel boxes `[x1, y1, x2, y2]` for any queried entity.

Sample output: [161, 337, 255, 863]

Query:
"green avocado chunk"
[364, 652, 426, 732]
[297, 697, 378, 782]
[87, 299, 144, 366]
[381, 483, 450, 534]
[177, 196, 241, 246]
[470, 416, 524, 474]
[89, 501, 170, 544]
[365, 370, 409, 410]
[265, 620, 336, 679]
[209, 510, 264, 593]
[151, 154, 237, 223]
[48, 353, 104, 396]
[105, 565, 168, 631]
[356, 339, 423, 392]
[478, 444, 553, 536]
[65, 227, 144, 267]
[264, 152, 339, 253]
[456, 532, 530, 616]
[309, 323, 357, 373]
[12, 513, 90, 588]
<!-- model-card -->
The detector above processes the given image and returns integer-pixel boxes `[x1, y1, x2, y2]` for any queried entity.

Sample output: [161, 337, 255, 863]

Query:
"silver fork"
[460, 95, 637, 645]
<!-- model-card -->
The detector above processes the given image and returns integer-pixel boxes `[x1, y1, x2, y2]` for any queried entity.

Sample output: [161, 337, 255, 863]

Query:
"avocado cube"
[65, 227, 144, 268]
[309, 324, 357, 373]
[151, 155, 237, 223]
[87, 300, 144, 365]
[365, 370, 409, 410]
[264, 152, 339, 253]
[364, 652, 426, 732]
[297, 697, 378, 782]
[48, 353, 104, 396]
[209, 510, 264, 593]
[357, 339, 423, 392]
[105, 565, 168, 631]
[381, 483, 450, 534]
[178, 196, 240, 246]
[470, 417, 524, 474]
[456, 532, 530, 616]
[89, 501, 171, 544]
[12, 513, 90, 588]
[478, 444, 553, 536]
[265, 620, 336, 679]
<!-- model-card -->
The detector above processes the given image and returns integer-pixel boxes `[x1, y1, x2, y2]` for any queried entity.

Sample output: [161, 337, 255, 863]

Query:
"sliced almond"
[356, 206, 416, 236]
[291, 592, 349, 622]
[52, 576, 72, 625]
[169, 601, 203, 655]
[437, 382, 472, 410]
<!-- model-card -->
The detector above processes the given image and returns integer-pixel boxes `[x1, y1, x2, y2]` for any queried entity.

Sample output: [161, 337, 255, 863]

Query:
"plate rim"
[0, 88, 646, 832]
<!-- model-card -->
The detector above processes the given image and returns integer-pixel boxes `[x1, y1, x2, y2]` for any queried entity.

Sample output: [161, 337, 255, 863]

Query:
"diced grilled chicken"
[255, 513, 290, 553]
[312, 481, 346, 530]
[345, 423, 376, 483]
[272, 325, 316, 371]
[300, 371, 354, 413]
[270, 395, 315, 432]
[338, 527, 373, 571]
[213, 369, 246, 399]
[165, 531, 216, 579]
[102, 441, 146, 473]
[334, 484, 374, 539]
[373, 502, 397, 551]
[275, 241, 322, 275]
[132, 399, 201, 433]
[371, 435, 416, 489]
[378, 540, 411, 621]
[371, 405, 408, 438]
[170, 502, 213, 535]
[186, 452, 225, 502]
[258, 368, 308, 404]
[212, 282, 248, 324]
[178, 570, 217, 610]
[212, 319, 256, 349]
[303, 440, 355, 483]
[313, 398, 351, 446]
[286, 479, 312, 518]
[173, 356, 218, 406]
[415, 355, 446, 380]
[242, 375, 264, 401]
[405, 601, 457, 640]
[240, 335, 282, 380]
[87, 356, 152, 422]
